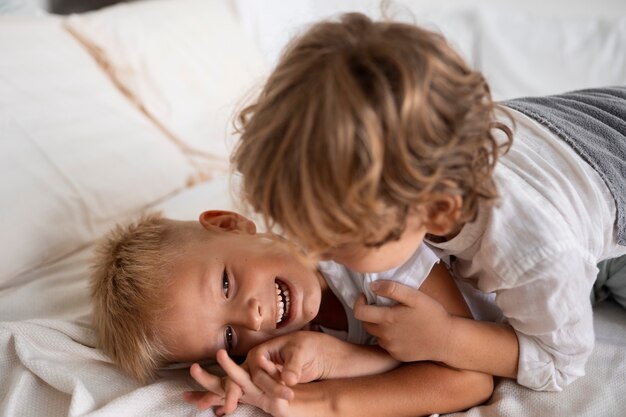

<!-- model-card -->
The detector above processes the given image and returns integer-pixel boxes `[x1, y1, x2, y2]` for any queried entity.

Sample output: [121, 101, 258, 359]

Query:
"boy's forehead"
[160, 254, 222, 361]
[165, 243, 210, 290]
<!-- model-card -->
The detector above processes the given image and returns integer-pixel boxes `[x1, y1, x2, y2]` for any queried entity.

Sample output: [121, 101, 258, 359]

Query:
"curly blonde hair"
[232, 13, 512, 253]
[90, 213, 184, 382]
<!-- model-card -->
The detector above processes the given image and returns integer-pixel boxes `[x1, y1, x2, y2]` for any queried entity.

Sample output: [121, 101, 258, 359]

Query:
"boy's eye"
[222, 269, 230, 297]
[224, 326, 234, 352]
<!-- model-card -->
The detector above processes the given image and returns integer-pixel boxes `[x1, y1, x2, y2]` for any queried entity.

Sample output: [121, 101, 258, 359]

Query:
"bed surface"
[1, 1, 626, 416]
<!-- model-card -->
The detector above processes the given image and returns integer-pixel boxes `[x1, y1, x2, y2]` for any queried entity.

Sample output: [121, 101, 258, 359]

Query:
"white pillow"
[409, 8, 626, 100]
[65, 0, 267, 172]
[0, 15, 196, 287]
[234, 0, 626, 100]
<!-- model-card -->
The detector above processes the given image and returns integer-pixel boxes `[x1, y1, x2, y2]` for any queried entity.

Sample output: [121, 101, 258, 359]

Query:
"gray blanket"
[505, 87, 626, 246]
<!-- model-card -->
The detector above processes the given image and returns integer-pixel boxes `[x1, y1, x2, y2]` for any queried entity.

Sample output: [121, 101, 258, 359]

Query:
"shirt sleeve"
[495, 247, 597, 391]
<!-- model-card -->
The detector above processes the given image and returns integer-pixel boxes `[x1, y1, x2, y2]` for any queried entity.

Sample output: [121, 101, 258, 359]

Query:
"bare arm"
[422, 263, 519, 378]
[190, 348, 493, 417]
[443, 317, 519, 378]
[291, 361, 493, 417]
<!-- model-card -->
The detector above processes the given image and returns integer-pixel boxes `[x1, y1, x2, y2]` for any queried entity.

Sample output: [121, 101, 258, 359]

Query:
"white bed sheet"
[1, 176, 625, 417]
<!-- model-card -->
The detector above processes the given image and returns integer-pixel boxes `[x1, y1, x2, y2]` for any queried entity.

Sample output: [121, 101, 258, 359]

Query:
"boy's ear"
[421, 194, 463, 237]
[199, 211, 256, 234]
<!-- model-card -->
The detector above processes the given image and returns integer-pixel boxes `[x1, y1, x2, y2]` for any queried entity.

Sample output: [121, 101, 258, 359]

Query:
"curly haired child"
[232, 12, 626, 392]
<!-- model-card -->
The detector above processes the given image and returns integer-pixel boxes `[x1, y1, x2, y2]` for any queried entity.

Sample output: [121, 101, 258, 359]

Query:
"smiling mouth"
[274, 278, 291, 327]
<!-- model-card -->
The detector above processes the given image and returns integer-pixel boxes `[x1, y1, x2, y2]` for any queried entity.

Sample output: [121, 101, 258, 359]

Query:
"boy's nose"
[238, 298, 263, 331]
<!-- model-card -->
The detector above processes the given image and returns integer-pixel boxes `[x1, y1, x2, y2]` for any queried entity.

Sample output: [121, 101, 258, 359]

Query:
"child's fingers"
[361, 321, 382, 338]
[183, 391, 223, 411]
[280, 344, 310, 386]
[189, 363, 224, 395]
[182, 391, 205, 402]
[353, 293, 367, 308]
[220, 379, 243, 415]
[216, 349, 259, 394]
[370, 280, 418, 306]
[353, 297, 390, 324]
[198, 392, 224, 411]
[251, 361, 294, 401]
[251, 352, 281, 379]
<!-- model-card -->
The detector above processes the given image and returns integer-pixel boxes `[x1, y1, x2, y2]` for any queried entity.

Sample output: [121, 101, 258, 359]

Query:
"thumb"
[353, 293, 367, 310]
[370, 280, 417, 306]
[282, 371, 299, 387]
[281, 361, 302, 387]
[280, 346, 306, 386]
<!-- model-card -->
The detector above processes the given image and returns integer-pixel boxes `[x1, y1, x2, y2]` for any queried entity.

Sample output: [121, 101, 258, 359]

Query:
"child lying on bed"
[90, 210, 493, 417]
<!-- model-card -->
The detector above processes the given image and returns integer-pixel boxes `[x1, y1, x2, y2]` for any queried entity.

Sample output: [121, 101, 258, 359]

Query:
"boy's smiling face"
[160, 211, 326, 363]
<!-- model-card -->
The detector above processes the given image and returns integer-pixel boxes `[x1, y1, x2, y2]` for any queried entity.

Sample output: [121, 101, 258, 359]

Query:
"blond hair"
[90, 213, 183, 382]
[232, 13, 512, 253]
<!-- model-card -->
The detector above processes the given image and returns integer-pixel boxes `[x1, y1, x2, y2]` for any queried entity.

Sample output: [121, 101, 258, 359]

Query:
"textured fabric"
[427, 108, 626, 392]
[505, 87, 626, 245]
[595, 254, 626, 309]
[447, 302, 626, 417]
[0, 319, 270, 417]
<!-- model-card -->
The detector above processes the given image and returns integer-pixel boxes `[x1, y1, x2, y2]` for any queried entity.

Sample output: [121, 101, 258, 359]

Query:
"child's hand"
[244, 331, 332, 400]
[353, 280, 453, 363]
[183, 360, 244, 415]
[187, 349, 291, 417]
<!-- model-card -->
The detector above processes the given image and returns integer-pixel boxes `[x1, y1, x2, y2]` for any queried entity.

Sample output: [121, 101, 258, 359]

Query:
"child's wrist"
[437, 314, 458, 364]
[292, 382, 338, 417]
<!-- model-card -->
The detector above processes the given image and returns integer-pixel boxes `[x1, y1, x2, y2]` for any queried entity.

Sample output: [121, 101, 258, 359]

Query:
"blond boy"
[91, 211, 492, 417]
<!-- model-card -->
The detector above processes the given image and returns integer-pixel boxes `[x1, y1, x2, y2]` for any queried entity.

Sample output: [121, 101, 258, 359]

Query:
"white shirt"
[318, 243, 440, 345]
[427, 108, 626, 391]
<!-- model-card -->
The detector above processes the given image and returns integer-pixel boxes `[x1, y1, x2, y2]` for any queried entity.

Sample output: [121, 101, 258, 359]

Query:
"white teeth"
[274, 280, 291, 325]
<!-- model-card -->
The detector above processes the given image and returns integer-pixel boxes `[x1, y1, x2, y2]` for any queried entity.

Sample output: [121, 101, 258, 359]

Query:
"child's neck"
[311, 271, 348, 331]
[426, 221, 465, 243]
